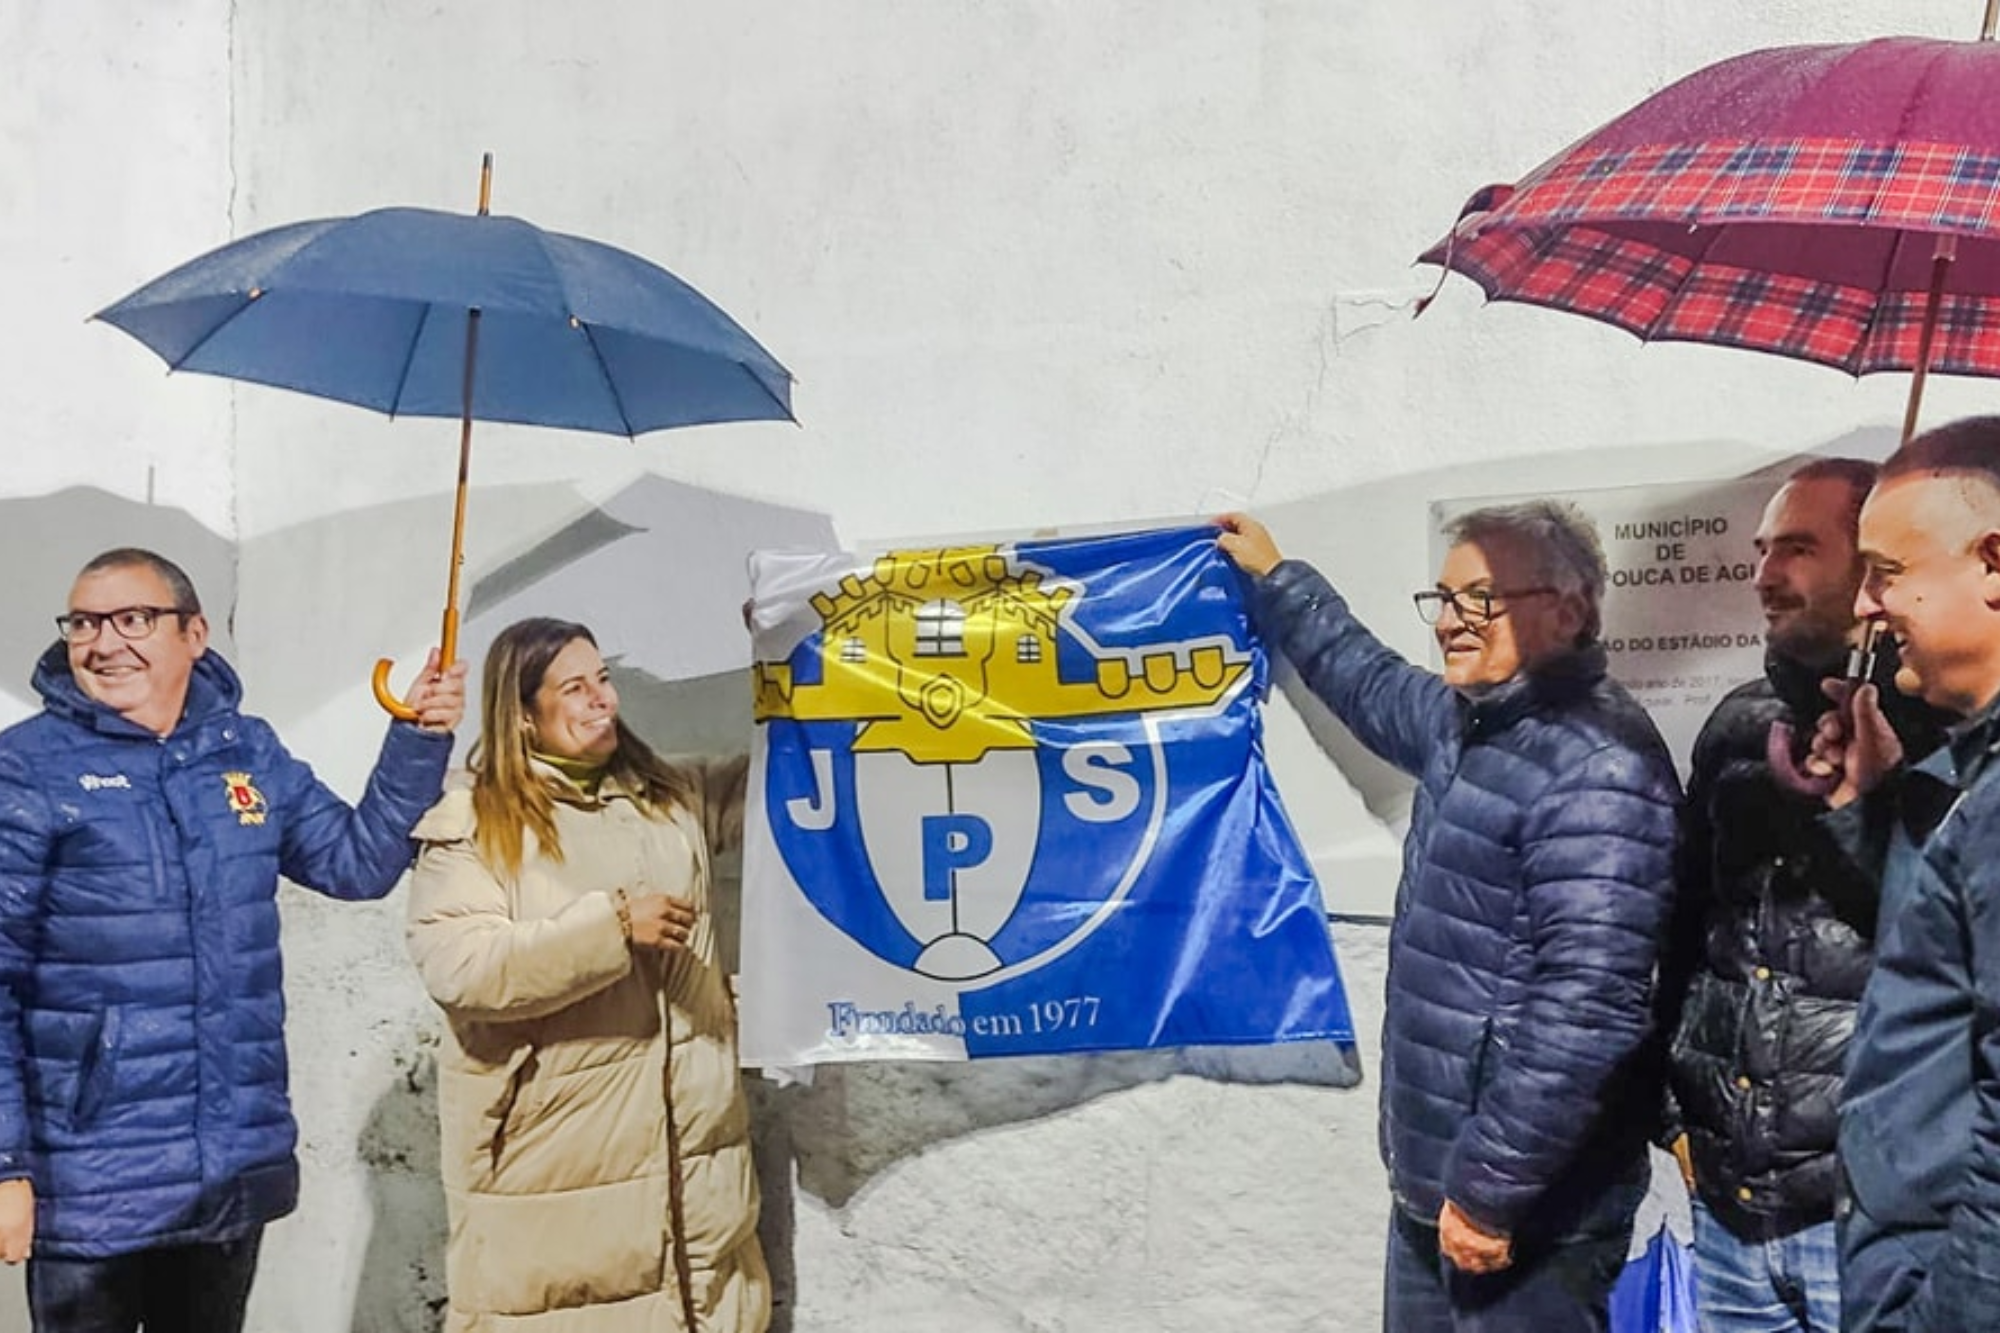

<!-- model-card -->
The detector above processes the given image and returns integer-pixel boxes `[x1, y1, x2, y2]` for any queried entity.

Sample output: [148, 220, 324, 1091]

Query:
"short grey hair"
[78, 547, 202, 615]
[1872, 418, 2000, 551]
[1881, 415, 2000, 495]
[1440, 499, 1606, 646]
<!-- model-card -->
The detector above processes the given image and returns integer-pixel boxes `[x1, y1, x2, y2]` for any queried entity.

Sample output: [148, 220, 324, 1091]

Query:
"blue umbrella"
[93, 157, 795, 716]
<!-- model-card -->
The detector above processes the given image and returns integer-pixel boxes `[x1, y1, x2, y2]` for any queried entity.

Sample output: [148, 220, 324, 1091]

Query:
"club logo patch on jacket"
[222, 771, 267, 826]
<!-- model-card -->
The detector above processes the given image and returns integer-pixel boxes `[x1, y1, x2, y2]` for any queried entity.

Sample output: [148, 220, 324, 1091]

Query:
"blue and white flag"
[739, 525, 1354, 1064]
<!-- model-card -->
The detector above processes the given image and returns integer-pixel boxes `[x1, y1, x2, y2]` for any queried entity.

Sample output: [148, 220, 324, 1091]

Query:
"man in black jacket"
[1666, 458, 1945, 1333]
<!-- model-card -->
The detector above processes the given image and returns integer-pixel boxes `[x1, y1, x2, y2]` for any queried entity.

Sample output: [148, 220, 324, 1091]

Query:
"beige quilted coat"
[407, 755, 769, 1333]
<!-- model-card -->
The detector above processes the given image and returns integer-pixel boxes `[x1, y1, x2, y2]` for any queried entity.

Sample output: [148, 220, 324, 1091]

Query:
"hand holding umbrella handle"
[372, 608, 458, 720]
[374, 607, 459, 722]
[371, 658, 422, 721]
[373, 645, 467, 729]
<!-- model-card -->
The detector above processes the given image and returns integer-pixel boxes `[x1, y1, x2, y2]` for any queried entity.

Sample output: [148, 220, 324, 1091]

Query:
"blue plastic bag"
[1609, 1225, 1697, 1333]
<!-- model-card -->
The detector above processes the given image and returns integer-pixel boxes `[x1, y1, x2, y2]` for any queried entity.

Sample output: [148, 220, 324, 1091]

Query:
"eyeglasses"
[1411, 585, 1558, 626]
[56, 605, 197, 644]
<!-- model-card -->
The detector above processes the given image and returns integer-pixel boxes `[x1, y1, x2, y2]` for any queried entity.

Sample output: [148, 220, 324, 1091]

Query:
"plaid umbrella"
[1418, 29, 2000, 442]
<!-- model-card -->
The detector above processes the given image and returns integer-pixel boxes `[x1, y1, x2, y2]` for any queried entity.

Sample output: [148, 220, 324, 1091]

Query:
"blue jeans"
[1691, 1202, 1839, 1333]
[26, 1230, 262, 1333]
[1385, 1207, 1631, 1333]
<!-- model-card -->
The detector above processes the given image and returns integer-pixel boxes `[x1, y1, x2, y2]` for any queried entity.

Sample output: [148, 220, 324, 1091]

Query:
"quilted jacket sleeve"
[1443, 738, 1679, 1231]
[404, 791, 633, 1023]
[272, 720, 453, 901]
[1819, 781, 1901, 907]
[1656, 709, 1727, 1148]
[1250, 560, 1455, 778]
[1907, 808, 2000, 1330]
[0, 749, 49, 1181]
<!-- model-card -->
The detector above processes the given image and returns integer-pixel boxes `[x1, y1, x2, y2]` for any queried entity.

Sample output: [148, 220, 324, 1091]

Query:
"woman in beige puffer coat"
[407, 617, 770, 1333]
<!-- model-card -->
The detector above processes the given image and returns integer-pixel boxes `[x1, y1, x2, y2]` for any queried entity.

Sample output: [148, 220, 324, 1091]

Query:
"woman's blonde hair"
[469, 617, 699, 877]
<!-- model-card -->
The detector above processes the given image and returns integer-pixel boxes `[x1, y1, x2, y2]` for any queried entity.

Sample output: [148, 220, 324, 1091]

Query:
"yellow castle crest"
[221, 771, 267, 826]
[752, 544, 1250, 764]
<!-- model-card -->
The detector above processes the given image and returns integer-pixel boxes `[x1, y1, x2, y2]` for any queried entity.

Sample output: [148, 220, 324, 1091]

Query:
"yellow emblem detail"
[222, 771, 268, 827]
[752, 545, 1249, 764]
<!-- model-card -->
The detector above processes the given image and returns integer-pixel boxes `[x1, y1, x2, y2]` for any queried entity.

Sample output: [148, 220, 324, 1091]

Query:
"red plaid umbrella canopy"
[1418, 31, 2000, 442]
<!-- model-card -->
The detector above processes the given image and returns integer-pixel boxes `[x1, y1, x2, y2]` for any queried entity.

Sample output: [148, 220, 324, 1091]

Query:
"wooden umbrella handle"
[372, 605, 460, 722]
[371, 659, 421, 721]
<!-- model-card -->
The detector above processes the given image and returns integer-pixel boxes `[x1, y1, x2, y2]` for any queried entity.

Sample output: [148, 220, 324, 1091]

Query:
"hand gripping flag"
[739, 525, 1354, 1064]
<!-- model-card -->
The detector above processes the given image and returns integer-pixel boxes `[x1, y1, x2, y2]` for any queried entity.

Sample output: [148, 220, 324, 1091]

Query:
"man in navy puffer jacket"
[1220, 503, 1680, 1333]
[1812, 420, 2000, 1332]
[0, 548, 465, 1333]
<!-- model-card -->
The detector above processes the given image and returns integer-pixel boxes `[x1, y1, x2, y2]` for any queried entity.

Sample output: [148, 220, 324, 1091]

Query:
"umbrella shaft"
[440, 308, 483, 667]
[1904, 251, 1953, 446]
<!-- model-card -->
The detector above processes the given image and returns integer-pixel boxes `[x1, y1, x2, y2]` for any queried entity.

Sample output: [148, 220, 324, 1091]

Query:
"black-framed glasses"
[1411, 585, 1558, 626]
[56, 605, 197, 644]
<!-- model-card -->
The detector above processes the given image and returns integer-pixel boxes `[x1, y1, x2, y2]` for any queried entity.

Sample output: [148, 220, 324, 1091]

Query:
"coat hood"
[31, 641, 243, 739]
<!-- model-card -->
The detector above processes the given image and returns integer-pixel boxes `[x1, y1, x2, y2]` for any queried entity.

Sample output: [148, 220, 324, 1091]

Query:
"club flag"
[739, 524, 1355, 1064]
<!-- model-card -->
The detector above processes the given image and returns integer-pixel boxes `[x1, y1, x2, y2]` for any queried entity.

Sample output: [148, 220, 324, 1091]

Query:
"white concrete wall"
[0, 1, 238, 732]
[6, 1, 1998, 1329]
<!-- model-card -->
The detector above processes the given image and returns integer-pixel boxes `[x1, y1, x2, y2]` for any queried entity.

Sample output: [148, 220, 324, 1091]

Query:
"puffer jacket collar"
[1944, 689, 2000, 783]
[1907, 688, 2000, 818]
[31, 642, 243, 744]
[1765, 643, 1847, 719]
[532, 757, 666, 818]
[1459, 642, 1608, 737]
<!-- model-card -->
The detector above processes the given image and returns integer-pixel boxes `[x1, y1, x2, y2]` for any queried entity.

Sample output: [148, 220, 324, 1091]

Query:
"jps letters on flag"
[739, 525, 1354, 1065]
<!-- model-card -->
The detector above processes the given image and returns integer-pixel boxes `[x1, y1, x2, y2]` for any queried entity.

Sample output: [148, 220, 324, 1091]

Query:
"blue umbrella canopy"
[94, 205, 794, 435]
[93, 166, 797, 719]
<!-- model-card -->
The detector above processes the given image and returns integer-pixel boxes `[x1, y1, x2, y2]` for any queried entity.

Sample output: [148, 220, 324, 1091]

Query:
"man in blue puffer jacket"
[1219, 502, 1680, 1333]
[0, 548, 466, 1333]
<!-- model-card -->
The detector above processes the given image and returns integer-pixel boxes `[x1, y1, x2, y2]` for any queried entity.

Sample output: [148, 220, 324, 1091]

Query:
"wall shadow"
[237, 474, 835, 733]
[776, 1041, 1358, 1208]
[235, 482, 593, 726]
[0, 487, 233, 711]
[745, 1039, 1359, 1330]
[349, 1029, 449, 1333]
[464, 472, 838, 684]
